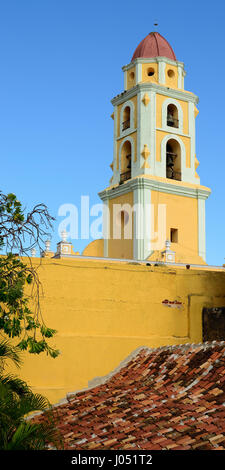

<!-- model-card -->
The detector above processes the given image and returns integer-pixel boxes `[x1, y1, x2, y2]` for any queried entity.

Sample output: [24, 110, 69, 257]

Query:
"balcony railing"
[120, 170, 131, 183]
[167, 116, 179, 128]
[122, 120, 130, 131]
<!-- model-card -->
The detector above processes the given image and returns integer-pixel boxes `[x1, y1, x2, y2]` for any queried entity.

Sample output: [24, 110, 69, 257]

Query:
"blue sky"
[0, 0, 224, 265]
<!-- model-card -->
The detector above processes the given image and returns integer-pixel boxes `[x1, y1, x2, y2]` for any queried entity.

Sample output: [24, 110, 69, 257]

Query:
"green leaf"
[26, 274, 33, 284]
[41, 325, 57, 338]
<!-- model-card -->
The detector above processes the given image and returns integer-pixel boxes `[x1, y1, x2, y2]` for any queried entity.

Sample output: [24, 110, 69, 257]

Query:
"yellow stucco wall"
[138, 63, 179, 88]
[126, 66, 136, 90]
[11, 257, 225, 405]
[164, 63, 178, 88]
[150, 190, 200, 264]
[82, 239, 104, 257]
[108, 191, 133, 259]
[141, 63, 158, 84]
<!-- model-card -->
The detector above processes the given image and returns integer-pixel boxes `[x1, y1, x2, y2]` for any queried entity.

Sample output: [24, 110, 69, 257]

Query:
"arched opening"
[166, 139, 181, 181]
[167, 104, 179, 128]
[122, 106, 131, 131]
[120, 140, 132, 183]
[147, 67, 155, 77]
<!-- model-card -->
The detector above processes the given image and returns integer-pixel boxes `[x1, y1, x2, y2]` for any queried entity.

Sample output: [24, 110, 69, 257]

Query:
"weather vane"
[154, 22, 158, 31]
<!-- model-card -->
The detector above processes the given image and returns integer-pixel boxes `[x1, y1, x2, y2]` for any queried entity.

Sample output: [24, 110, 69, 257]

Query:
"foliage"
[0, 340, 62, 450]
[0, 191, 59, 357]
[0, 192, 53, 253]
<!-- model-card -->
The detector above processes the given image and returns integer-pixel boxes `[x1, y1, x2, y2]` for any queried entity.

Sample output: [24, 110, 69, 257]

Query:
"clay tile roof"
[34, 342, 225, 450]
[132, 32, 176, 62]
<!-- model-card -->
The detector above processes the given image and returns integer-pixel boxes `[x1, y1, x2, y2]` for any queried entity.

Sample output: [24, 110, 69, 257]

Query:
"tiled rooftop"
[34, 342, 225, 450]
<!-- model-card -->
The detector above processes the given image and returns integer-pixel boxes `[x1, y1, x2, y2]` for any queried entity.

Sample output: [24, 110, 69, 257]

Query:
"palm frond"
[16, 393, 50, 418]
[4, 420, 63, 450]
[0, 339, 62, 450]
[0, 374, 30, 396]
[0, 340, 21, 368]
[5, 422, 45, 450]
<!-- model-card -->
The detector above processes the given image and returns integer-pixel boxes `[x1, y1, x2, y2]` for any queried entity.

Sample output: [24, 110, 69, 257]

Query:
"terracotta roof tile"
[33, 341, 225, 450]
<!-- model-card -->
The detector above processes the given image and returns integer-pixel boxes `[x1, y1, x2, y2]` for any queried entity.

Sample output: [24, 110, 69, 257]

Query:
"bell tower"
[99, 32, 211, 264]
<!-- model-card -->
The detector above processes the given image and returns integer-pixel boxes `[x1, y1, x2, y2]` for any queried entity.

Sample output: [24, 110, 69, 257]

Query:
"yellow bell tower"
[99, 32, 211, 264]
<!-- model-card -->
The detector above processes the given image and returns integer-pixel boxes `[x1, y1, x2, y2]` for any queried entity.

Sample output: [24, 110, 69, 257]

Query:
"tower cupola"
[132, 32, 176, 61]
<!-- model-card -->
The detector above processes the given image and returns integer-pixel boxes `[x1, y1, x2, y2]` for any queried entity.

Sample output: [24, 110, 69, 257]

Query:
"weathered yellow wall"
[108, 191, 133, 259]
[82, 239, 104, 257]
[151, 190, 199, 264]
[12, 257, 225, 405]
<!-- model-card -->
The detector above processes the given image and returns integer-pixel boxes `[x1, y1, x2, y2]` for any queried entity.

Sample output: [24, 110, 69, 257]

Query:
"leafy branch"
[0, 192, 59, 357]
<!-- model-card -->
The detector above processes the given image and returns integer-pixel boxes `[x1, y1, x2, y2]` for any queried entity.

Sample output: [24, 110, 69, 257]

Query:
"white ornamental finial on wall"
[61, 229, 67, 242]
[45, 239, 51, 252]
[165, 240, 171, 250]
[31, 247, 36, 257]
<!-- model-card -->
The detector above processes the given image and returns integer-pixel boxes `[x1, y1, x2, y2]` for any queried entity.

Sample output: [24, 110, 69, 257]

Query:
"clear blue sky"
[0, 0, 224, 265]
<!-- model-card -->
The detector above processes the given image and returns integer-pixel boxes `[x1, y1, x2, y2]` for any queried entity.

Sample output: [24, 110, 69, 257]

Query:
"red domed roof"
[132, 32, 176, 62]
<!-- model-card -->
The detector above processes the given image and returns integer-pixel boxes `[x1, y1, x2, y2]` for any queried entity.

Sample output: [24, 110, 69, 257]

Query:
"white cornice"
[156, 127, 190, 138]
[111, 83, 198, 106]
[122, 57, 185, 70]
[99, 177, 210, 201]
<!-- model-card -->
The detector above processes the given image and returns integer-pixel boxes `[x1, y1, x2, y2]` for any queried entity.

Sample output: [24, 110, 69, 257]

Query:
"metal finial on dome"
[153, 22, 158, 32]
